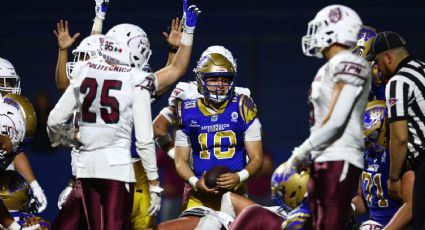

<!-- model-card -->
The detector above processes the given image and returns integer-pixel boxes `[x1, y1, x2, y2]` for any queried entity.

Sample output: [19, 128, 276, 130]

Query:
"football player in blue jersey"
[158, 53, 263, 229]
[0, 170, 49, 229]
[350, 26, 414, 229]
[228, 162, 312, 230]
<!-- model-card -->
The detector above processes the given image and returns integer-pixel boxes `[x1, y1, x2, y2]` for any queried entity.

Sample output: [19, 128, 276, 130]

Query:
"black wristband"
[169, 47, 179, 53]
[389, 176, 400, 182]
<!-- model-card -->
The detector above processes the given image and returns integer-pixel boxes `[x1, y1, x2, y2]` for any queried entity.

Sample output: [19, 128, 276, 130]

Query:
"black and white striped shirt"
[385, 57, 425, 160]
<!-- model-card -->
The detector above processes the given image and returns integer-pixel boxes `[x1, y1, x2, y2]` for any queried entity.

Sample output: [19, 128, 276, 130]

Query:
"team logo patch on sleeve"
[184, 101, 196, 109]
[388, 98, 398, 107]
[231, 112, 238, 122]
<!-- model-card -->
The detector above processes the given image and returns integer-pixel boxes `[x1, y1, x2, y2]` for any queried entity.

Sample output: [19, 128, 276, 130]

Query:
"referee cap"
[366, 31, 406, 61]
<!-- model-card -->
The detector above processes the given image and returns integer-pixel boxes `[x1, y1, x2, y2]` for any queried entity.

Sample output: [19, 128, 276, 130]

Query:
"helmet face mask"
[194, 53, 236, 103]
[67, 35, 106, 78]
[302, 5, 363, 58]
[106, 23, 152, 69]
[0, 77, 21, 96]
[0, 58, 21, 95]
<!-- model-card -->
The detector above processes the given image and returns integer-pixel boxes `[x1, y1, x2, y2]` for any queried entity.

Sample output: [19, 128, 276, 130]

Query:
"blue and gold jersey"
[282, 200, 311, 230]
[362, 148, 401, 226]
[176, 94, 257, 177]
[362, 100, 401, 226]
[10, 211, 50, 228]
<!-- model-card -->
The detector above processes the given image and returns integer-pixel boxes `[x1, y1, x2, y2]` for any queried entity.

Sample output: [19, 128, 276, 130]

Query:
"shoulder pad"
[133, 71, 157, 97]
[238, 95, 257, 124]
[332, 52, 371, 86]
[234, 87, 251, 97]
[168, 82, 200, 106]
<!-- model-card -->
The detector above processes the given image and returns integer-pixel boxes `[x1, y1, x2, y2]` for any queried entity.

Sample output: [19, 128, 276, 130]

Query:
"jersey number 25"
[80, 77, 122, 124]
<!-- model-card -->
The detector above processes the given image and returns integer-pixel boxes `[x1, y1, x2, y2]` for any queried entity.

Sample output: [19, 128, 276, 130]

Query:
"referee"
[367, 31, 425, 229]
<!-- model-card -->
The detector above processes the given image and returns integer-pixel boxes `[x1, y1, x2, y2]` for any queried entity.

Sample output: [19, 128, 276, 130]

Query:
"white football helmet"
[106, 23, 152, 69]
[302, 5, 362, 58]
[100, 36, 132, 66]
[200, 45, 237, 72]
[66, 34, 106, 79]
[0, 58, 21, 95]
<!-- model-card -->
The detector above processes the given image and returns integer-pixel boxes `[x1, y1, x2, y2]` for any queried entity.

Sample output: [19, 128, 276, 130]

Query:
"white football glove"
[148, 184, 163, 216]
[57, 185, 73, 209]
[285, 146, 310, 175]
[182, 0, 201, 34]
[95, 0, 109, 20]
[29, 180, 47, 213]
[56, 124, 80, 148]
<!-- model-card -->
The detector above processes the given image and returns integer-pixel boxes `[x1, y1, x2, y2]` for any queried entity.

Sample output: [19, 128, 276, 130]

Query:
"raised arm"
[154, 1, 201, 95]
[162, 17, 183, 67]
[53, 20, 80, 92]
[91, 0, 109, 35]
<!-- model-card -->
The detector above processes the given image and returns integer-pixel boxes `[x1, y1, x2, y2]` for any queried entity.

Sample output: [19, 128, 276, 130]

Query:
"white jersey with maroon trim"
[309, 50, 371, 168]
[168, 81, 251, 106]
[61, 57, 155, 182]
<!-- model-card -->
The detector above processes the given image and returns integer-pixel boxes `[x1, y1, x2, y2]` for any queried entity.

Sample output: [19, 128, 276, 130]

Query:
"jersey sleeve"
[234, 87, 251, 97]
[332, 55, 371, 86]
[168, 82, 190, 106]
[385, 76, 411, 122]
[133, 69, 157, 98]
[239, 95, 258, 125]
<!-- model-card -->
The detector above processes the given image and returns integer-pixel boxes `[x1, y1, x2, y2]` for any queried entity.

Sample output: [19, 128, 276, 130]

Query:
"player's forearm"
[308, 84, 361, 151]
[386, 170, 414, 229]
[174, 146, 194, 181]
[389, 139, 408, 179]
[153, 113, 171, 138]
[55, 49, 70, 92]
[351, 195, 367, 215]
[244, 141, 263, 178]
[384, 203, 412, 230]
[165, 52, 176, 67]
[155, 43, 192, 95]
[133, 89, 158, 180]
[13, 152, 36, 182]
[176, 162, 195, 183]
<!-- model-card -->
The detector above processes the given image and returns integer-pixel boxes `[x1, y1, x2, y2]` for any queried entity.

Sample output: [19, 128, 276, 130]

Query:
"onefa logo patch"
[388, 98, 398, 107]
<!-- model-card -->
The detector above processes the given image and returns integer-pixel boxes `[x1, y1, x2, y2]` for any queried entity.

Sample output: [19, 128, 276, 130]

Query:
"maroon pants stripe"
[81, 178, 134, 230]
[51, 180, 88, 230]
[307, 161, 361, 230]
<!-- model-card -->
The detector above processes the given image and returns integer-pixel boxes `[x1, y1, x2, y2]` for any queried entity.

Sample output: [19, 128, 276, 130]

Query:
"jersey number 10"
[198, 131, 237, 159]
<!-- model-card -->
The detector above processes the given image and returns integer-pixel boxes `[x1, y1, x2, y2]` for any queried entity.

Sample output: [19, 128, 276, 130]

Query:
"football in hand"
[204, 166, 231, 189]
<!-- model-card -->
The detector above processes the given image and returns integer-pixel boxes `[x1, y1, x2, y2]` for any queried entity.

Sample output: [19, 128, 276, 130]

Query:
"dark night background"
[1, 0, 424, 222]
